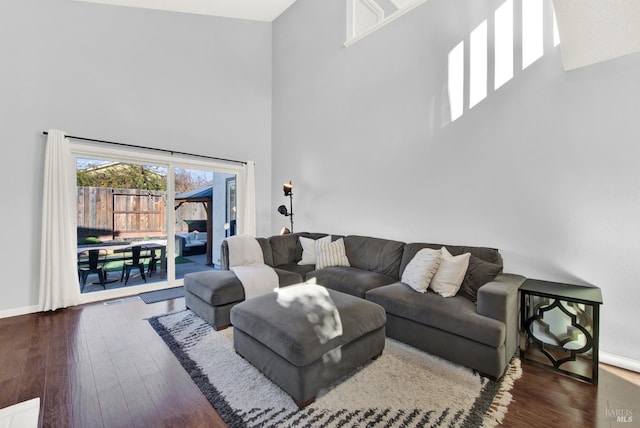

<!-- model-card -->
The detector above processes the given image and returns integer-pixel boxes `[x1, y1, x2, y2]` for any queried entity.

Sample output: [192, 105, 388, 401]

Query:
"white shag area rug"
[149, 310, 521, 428]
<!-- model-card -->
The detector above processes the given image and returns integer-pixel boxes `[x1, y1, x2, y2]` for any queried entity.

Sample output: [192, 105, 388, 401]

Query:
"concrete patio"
[80, 252, 217, 294]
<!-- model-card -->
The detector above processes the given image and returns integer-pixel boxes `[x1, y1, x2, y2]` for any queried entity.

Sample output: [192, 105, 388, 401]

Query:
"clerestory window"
[346, 0, 430, 46]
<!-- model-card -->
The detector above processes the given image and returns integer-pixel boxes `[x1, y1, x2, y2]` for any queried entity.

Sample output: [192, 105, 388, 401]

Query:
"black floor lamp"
[278, 181, 293, 234]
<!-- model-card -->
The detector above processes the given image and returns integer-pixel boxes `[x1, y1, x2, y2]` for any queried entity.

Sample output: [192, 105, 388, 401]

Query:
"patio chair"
[78, 249, 108, 292]
[147, 248, 161, 276]
[120, 245, 149, 285]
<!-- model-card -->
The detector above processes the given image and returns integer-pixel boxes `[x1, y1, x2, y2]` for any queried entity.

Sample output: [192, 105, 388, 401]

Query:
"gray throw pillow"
[458, 254, 503, 302]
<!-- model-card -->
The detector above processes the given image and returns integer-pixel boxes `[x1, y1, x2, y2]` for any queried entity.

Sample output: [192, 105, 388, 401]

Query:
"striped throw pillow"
[315, 238, 350, 270]
[401, 248, 442, 293]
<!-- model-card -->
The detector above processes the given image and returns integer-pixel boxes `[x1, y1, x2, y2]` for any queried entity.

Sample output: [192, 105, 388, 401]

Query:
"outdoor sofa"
[175, 231, 207, 256]
[184, 232, 525, 378]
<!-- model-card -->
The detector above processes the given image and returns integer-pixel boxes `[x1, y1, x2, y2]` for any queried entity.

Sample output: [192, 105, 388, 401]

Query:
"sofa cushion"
[298, 235, 331, 265]
[401, 243, 501, 276]
[401, 247, 442, 293]
[190, 232, 206, 242]
[457, 255, 503, 302]
[316, 238, 351, 269]
[429, 248, 470, 298]
[307, 266, 397, 298]
[401, 243, 502, 300]
[256, 237, 274, 266]
[344, 235, 406, 279]
[268, 232, 331, 266]
[184, 270, 244, 306]
[275, 264, 315, 282]
[366, 283, 505, 348]
[273, 267, 305, 287]
[221, 237, 273, 269]
[269, 233, 304, 267]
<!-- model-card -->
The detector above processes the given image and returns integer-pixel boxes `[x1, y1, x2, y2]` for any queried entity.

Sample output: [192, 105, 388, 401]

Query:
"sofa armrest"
[175, 235, 188, 256]
[477, 273, 526, 364]
[477, 273, 525, 321]
[220, 237, 274, 270]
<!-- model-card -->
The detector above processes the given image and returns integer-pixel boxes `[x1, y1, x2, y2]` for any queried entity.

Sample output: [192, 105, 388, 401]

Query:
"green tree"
[77, 163, 166, 190]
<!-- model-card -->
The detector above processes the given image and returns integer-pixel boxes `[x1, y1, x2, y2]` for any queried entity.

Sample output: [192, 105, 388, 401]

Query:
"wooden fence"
[77, 187, 207, 240]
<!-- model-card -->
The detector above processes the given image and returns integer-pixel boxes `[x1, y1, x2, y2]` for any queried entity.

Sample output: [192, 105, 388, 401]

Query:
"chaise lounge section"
[184, 232, 525, 378]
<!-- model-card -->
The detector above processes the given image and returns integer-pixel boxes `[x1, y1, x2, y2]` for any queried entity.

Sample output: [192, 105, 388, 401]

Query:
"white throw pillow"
[298, 235, 331, 265]
[401, 248, 442, 293]
[429, 247, 471, 297]
[315, 238, 351, 270]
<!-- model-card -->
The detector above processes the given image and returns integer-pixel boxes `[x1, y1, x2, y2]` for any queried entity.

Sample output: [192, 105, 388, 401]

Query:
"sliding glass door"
[76, 158, 170, 293]
[72, 143, 242, 301]
[173, 167, 236, 280]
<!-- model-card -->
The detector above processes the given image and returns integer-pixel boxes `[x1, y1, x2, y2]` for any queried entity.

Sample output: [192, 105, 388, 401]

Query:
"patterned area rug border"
[149, 310, 522, 427]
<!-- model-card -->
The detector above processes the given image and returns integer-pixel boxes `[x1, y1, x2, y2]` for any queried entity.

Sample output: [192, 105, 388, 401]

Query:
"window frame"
[70, 140, 245, 304]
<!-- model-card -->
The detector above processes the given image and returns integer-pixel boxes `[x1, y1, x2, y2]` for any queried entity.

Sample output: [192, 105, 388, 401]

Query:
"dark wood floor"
[0, 297, 225, 428]
[1, 297, 638, 427]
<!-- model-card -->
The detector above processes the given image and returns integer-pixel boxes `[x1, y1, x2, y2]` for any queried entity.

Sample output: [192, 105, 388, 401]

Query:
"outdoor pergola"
[174, 185, 213, 266]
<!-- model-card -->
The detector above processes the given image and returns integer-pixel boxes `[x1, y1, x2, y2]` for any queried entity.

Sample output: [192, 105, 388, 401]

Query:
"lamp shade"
[283, 181, 293, 196]
[280, 226, 291, 235]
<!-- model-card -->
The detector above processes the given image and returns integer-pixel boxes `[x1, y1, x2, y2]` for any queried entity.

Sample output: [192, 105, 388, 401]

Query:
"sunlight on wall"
[448, 0, 561, 123]
[522, 0, 544, 70]
[448, 41, 465, 122]
[469, 20, 488, 109]
[495, 0, 514, 90]
[553, 9, 560, 46]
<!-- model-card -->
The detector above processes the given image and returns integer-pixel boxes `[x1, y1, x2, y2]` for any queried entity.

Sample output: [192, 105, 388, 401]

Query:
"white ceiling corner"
[74, 0, 298, 22]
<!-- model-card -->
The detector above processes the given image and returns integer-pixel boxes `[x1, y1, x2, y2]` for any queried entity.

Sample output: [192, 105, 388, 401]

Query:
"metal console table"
[519, 279, 602, 385]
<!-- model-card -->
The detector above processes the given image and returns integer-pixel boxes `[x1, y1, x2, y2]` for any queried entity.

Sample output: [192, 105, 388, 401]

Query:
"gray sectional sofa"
[184, 232, 525, 378]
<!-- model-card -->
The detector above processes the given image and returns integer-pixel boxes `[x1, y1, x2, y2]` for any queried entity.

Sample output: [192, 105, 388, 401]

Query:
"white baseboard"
[0, 305, 40, 320]
[600, 351, 640, 374]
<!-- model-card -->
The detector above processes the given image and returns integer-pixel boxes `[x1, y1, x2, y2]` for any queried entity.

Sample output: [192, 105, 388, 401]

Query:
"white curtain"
[240, 160, 257, 237]
[39, 130, 81, 311]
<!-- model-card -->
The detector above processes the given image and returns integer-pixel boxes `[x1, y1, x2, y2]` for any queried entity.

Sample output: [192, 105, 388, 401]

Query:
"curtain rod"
[42, 131, 247, 165]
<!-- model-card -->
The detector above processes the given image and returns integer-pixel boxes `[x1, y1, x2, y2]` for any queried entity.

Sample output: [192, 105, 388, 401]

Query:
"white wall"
[0, 0, 272, 314]
[273, 0, 640, 363]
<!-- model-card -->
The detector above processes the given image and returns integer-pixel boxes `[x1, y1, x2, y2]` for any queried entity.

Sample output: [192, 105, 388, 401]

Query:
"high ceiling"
[75, 0, 640, 70]
[75, 0, 298, 22]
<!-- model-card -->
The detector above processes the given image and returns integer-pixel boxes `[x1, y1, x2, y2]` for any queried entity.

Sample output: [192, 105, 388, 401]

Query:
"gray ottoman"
[184, 269, 307, 330]
[230, 283, 386, 408]
[184, 270, 245, 330]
